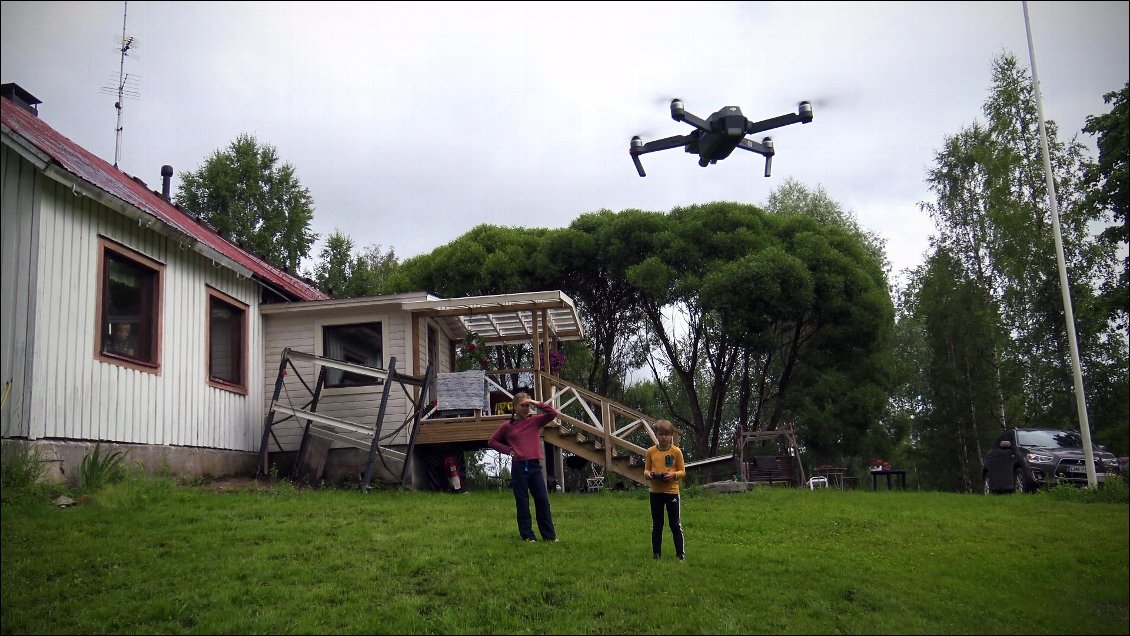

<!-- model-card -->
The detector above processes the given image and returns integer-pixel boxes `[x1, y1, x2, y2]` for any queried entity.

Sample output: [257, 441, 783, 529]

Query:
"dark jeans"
[650, 492, 684, 558]
[511, 459, 556, 541]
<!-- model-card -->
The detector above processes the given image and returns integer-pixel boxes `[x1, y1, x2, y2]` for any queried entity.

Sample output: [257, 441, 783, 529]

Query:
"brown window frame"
[206, 286, 248, 395]
[322, 321, 384, 389]
[94, 237, 164, 374]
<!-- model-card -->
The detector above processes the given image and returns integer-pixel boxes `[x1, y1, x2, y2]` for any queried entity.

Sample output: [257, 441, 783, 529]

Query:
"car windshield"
[1017, 430, 1083, 449]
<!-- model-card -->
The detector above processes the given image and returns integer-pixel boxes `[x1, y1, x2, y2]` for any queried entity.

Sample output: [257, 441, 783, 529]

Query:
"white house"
[2, 83, 650, 491]
[1, 84, 327, 482]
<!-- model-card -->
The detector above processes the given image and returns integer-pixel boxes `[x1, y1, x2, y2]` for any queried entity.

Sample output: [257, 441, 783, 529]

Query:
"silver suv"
[982, 428, 1122, 494]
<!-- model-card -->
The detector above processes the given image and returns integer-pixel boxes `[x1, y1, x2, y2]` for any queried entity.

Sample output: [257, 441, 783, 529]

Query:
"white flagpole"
[1022, 1, 1097, 487]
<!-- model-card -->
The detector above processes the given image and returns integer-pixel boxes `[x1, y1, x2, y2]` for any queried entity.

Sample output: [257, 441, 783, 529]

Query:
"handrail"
[537, 371, 658, 464]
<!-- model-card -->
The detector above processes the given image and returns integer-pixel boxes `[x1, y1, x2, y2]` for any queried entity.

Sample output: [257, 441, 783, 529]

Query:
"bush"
[0, 443, 46, 489]
[78, 443, 127, 492]
[1041, 475, 1129, 504]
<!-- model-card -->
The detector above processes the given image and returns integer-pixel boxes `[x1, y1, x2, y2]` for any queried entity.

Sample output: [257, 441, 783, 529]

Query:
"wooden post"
[530, 310, 541, 400]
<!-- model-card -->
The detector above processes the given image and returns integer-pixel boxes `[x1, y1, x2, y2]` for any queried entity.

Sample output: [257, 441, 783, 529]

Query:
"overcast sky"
[3, 1, 1127, 284]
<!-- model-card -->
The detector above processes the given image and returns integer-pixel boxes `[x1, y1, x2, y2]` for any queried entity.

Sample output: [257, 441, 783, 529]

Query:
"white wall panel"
[16, 171, 266, 451]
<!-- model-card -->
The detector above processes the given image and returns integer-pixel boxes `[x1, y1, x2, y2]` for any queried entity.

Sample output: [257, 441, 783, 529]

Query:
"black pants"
[650, 492, 684, 558]
[511, 459, 556, 541]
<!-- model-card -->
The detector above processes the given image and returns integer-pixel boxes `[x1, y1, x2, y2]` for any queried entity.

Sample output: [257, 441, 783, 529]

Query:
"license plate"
[1067, 465, 1086, 473]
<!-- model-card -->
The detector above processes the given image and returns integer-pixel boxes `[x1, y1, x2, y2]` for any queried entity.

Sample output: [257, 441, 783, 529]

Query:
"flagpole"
[1022, 1, 1097, 486]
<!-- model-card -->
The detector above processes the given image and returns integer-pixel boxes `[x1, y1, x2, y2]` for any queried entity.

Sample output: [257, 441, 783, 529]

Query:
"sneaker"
[677, 555, 686, 561]
[525, 538, 537, 543]
[548, 538, 559, 542]
[654, 554, 661, 560]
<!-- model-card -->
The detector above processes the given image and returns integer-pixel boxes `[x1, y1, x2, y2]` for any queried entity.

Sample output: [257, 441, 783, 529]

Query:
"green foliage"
[176, 133, 317, 272]
[0, 444, 45, 489]
[1041, 475, 1128, 504]
[902, 53, 1129, 488]
[78, 443, 127, 492]
[455, 331, 490, 371]
[308, 229, 399, 299]
[1082, 81, 1129, 328]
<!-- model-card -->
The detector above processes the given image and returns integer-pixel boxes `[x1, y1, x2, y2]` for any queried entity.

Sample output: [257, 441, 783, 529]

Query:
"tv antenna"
[99, 1, 140, 168]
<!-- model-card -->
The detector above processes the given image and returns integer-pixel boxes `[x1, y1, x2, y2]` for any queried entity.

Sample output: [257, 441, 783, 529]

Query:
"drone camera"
[670, 98, 685, 121]
[798, 101, 813, 123]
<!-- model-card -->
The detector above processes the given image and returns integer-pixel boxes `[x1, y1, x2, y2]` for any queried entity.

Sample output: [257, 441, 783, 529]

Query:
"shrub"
[78, 442, 127, 492]
[1041, 475, 1129, 504]
[0, 443, 46, 489]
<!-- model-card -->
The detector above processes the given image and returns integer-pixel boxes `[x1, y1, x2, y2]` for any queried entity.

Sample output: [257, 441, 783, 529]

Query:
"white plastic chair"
[807, 476, 829, 489]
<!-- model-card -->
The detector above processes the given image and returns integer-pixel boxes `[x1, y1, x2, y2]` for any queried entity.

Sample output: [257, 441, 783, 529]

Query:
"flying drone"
[630, 99, 813, 177]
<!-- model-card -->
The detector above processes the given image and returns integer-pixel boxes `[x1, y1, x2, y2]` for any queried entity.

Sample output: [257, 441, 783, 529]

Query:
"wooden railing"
[417, 369, 655, 485]
[537, 372, 653, 485]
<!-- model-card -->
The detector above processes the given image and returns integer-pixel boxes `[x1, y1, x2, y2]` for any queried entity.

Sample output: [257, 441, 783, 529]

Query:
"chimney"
[0, 83, 42, 117]
[161, 165, 173, 201]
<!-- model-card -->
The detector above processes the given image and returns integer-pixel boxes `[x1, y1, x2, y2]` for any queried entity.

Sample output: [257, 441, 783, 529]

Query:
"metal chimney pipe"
[160, 165, 173, 200]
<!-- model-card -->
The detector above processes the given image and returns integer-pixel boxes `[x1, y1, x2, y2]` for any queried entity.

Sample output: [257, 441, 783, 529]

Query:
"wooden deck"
[414, 414, 509, 444]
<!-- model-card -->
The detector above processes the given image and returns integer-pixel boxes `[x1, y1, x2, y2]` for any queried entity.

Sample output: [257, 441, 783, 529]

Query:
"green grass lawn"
[2, 478, 1127, 634]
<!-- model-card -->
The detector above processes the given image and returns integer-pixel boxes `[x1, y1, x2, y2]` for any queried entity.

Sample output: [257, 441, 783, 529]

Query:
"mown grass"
[2, 476, 1127, 634]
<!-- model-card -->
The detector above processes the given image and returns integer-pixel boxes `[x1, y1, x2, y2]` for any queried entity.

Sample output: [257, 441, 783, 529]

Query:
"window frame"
[314, 317, 386, 394]
[93, 237, 164, 374]
[206, 286, 249, 395]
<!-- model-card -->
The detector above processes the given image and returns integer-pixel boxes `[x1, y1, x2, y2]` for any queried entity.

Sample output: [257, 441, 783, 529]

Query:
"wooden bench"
[744, 456, 793, 486]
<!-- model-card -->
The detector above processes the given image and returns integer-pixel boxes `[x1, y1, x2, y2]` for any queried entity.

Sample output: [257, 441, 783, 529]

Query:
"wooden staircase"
[536, 372, 651, 486]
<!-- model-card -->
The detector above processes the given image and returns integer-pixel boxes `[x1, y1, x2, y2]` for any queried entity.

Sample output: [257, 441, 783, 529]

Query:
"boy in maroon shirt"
[489, 392, 559, 542]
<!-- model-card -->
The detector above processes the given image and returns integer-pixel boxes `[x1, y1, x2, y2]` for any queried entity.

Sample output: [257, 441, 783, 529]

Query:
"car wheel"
[1013, 467, 1027, 493]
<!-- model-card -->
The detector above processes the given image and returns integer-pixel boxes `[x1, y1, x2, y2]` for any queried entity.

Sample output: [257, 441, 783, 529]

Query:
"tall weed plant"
[0, 444, 46, 489]
[78, 442, 127, 492]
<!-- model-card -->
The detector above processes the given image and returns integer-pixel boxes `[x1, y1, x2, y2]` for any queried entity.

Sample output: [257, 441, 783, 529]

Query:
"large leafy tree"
[1082, 81, 1129, 328]
[626, 202, 893, 465]
[554, 210, 660, 398]
[920, 54, 1120, 430]
[309, 230, 399, 299]
[906, 54, 1128, 483]
[176, 134, 317, 272]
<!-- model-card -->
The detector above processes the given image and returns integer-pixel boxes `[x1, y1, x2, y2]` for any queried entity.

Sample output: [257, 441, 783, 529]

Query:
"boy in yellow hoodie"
[644, 419, 686, 560]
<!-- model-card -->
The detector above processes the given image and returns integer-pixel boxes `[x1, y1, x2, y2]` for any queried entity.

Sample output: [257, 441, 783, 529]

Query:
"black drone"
[630, 99, 813, 177]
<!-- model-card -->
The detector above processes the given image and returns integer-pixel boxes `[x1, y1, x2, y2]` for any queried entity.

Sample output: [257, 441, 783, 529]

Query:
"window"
[323, 322, 383, 388]
[207, 287, 247, 393]
[96, 238, 163, 371]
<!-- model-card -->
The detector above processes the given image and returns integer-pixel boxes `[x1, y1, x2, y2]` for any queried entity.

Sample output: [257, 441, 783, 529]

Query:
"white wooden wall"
[262, 309, 457, 452]
[1, 146, 265, 451]
[1, 145, 38, 437]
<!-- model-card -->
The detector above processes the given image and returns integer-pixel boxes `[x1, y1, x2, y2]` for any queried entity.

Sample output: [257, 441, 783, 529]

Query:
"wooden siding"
[1, 145, 39, 437]
[2, 148, 266, 451]
[263, 307, 415, 452]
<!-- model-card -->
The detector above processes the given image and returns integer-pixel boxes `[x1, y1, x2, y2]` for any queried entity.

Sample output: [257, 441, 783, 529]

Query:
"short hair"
[655, 419, 674, 435]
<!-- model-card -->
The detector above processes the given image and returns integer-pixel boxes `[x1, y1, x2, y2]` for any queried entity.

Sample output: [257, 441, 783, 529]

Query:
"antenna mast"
[111, 2, 136, 168]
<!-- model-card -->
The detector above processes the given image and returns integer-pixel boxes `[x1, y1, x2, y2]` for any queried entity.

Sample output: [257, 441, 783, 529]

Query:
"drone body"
[631, 99, 813, 177]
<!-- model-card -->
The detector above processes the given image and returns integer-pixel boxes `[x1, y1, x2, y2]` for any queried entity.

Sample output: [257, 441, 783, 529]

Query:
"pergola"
[402, 290, 585, 376]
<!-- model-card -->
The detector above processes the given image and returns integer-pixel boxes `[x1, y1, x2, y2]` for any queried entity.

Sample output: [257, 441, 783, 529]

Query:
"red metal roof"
[1, 97, 328, 301]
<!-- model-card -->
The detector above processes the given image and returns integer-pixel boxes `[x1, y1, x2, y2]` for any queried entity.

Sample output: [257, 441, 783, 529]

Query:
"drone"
[630, 99, 813, 177]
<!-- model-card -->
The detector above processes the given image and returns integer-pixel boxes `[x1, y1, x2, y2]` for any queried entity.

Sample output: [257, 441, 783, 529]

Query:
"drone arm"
[676, 111, 710, 131]
[745, 112, 804, 135]
[737, 137, 775, 177]
[630, 134, 694, 177]
[637, 134, 694, 154]
[670, 99, 711, 131]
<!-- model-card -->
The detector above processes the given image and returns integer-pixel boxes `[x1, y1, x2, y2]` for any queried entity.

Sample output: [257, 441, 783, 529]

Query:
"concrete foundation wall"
[1, 438, 257, 485]
[2, 438, 428, 490]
